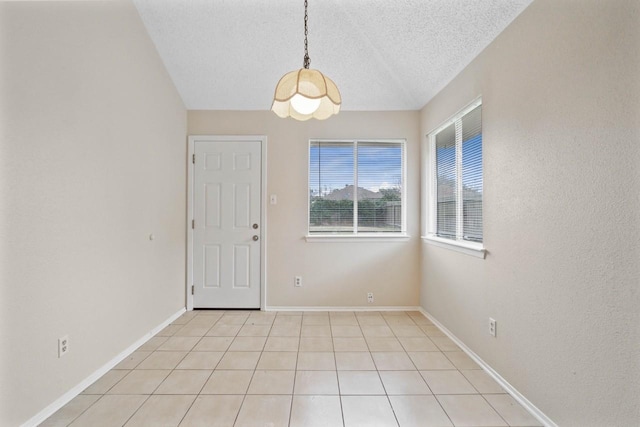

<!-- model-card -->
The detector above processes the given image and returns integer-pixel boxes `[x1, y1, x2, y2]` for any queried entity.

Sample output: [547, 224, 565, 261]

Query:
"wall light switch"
[270, 194, 277, 205]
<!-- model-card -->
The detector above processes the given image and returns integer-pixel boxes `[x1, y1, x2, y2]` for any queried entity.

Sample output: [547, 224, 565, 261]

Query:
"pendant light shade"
[271, 0, 341, 121]
[271, 68, 341, 121]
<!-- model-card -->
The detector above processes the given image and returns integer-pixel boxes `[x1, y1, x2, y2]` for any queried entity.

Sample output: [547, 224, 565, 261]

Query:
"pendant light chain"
[303, 0, 310, 69]
[271, 0, 341, 120]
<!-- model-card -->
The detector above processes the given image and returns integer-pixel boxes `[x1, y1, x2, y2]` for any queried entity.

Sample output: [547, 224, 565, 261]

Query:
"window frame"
[306, 138, 408, 242]
[424, 98, 486, 258]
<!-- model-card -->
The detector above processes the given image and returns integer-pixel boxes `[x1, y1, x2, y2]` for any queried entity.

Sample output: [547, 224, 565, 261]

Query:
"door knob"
[253, 224, 259, 229]
[253, 235, 259, 241]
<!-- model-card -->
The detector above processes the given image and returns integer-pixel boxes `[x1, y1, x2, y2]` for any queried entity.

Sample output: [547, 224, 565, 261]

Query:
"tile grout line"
[123, 310, 220, 426]
[407, 311, 502, 427]
[478, 393, 511, 427]
[157, 317, 203, 426]
[116, 318, 194, 427]
[60, 394, 104, 427]
[378, 312, 400, 427]
[119, 395, 153, 427]
[327, 312, 346, 427]
[228, 311, 254, 427]
[116, 318, 190, 425]
[286, 311, 304, 427]
[405, 312, 473, 427]
[49, 309, 524, 426]
[175, 310, 226, 426]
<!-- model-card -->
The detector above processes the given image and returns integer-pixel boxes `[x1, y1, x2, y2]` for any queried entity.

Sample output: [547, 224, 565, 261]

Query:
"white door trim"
[187, 135, 267, 311]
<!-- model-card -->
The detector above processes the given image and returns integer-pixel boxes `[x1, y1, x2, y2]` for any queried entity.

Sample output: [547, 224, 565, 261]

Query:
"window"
[427, 99, 483, 252]
[309, 139, 405, 237]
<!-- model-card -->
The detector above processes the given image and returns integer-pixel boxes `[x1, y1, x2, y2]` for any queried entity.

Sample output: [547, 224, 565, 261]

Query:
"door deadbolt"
[253, 224, 259, 229]
[253, 235, 259, 241]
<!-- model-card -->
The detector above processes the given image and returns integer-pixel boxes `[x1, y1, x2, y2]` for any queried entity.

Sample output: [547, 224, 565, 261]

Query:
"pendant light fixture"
[271, 0, 341, 121]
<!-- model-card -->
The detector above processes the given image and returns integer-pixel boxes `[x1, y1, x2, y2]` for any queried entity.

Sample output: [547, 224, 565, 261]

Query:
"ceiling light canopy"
[271, 0, 341, 121]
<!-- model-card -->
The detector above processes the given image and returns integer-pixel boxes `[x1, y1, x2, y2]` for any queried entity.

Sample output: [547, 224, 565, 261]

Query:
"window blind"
[309, 140, 404, 235]
[432, 101, 483, 243]
[309, 141, 354, 234]
[436, 124, 457, 238]
[357, 142, 403, 232]
[461, 105, 483, 242]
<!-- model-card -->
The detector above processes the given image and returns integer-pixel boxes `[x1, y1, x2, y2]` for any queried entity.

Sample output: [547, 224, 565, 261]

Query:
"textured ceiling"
[133, 0, 533, 111]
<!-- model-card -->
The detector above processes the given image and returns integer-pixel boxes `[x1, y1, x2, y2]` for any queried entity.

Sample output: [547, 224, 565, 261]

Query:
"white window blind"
[461, 105, 483, 242]
[435, 123, 457, 238]
[309, 141, 355, 234]
[430, 101, 483, 243]
[309, 140, 404, 235]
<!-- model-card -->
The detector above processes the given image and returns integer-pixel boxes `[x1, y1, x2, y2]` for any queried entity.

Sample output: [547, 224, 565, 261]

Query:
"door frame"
[186, 135, 268, 311]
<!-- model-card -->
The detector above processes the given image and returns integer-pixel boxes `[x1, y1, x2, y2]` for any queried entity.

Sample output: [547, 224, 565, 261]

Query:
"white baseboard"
[418, 308, 557, 427]
[22, 307, 186, 427]
[264, 306, 421, 312]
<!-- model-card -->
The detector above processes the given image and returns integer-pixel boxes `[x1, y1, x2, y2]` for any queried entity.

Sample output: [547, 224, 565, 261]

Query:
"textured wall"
[189, 110, 421, 308]
[0, 2, 187, 425]
[419, 0, 640, 425]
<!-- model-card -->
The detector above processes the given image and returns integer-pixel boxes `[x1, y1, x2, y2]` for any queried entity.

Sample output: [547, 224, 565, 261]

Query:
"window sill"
[422, 235, 486, 259]
[306, 234, 410, 243]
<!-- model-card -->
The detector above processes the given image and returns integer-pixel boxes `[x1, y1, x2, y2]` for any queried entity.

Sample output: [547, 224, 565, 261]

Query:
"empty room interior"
[1, 0, 639, 426]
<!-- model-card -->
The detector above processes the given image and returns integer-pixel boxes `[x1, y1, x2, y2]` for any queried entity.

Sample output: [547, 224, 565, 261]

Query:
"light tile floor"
[40, 310, 542, 427]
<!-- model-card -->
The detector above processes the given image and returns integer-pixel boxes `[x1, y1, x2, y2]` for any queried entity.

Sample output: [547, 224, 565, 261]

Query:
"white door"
[193, 139, 262, 308]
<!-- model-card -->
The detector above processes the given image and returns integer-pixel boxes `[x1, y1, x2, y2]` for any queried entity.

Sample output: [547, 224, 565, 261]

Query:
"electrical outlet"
[294, 276, 302, 287]
[489, 318, 497, 337]
[367, 292, 374, 303]
[58, 335, 69, 358]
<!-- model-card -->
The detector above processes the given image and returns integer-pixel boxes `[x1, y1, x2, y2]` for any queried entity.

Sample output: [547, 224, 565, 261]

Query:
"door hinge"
[192, 154, 195, 164]
[191, 285, 194, 295]
[191, 219, 195, 229]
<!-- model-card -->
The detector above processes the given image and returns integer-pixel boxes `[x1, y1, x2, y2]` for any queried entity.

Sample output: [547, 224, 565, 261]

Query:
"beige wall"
[189, 111, 421, 308]
[419, 0, 640, 425]
[0, 2, 187, 425]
